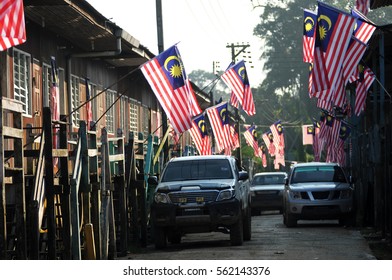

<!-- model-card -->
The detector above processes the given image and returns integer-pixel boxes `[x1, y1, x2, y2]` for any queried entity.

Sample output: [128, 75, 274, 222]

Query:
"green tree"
[189, 69, 230, 104]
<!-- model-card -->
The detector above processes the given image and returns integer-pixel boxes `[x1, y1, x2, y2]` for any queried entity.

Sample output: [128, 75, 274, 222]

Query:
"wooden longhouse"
[0, 0, 209, 260]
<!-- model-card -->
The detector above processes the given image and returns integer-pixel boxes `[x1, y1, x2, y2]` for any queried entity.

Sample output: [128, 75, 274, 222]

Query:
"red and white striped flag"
[270, 120, 284, 148]
[342, 38, 368, 85]
[50, 57, 60, 168]
[206, 102, 232, 154]
[230, 125, 239, 150]
[221, 60, 255, 116]
[243, 125, 262, 158]
[189, 113, 212, 156]
[50, 57, 60, 123]
[85, 78, 93, 130]
[351, 8, 376, 44]
[140, 45, 192, 134]
[0, 0, 26, 51]
[303, 9, 317, 63]
[302, 125, 314, 145]
[312, 2, 356, 102]
[187, 80, 202, 117]
[355, 0, 370, 16]
[354, 66, 375, 116]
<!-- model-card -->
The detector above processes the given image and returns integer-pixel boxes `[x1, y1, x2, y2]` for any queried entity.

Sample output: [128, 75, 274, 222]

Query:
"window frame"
[13, 48, 32, 116]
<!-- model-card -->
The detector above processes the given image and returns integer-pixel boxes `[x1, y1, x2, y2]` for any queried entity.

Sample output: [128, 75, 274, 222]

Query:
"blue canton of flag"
[316, 4, 340, 52]
[155, 46, 187, 89]
[193, 113, 208, 138]
[216, 102, 229, 126]
[303, 9, 317, 63]
[339, 121, 351, 141]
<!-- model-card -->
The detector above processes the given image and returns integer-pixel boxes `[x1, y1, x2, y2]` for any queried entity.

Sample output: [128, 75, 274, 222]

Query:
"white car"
[250, 172, 287, 215]
[283, 162, 354, 227]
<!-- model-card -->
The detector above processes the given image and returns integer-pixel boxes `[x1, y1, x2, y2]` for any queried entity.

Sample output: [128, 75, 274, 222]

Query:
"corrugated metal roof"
[24, 0, 154, 68]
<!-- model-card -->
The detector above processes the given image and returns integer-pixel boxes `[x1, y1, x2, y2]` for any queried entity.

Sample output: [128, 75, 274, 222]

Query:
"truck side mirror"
[148, 176, 158, 185]
[239, 171, 249, 181]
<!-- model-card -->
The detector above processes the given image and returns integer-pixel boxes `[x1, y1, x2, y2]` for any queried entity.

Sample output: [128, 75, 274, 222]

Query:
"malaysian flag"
[230, 125, 240, 150]
[341, 8, 376, 85]
[311, 2, 356, 102]
[309, 52, 331, 99]
[302, 125, 314, 145]
[244, 125, 262, 158]
[0, 0, 26, 51]
[50, 57, 60, 167]
[328, 117, 340, 154]
[85, 78, 93, 130]
[351, 8, 376, 45]
[339, 121, 351, 142]
[355, 0, 370, 16]
[262, 130, 275, 156]
[230, 91, 239, 109]
[312, 121, 322, 161]
[206, 102, 232, 153]
[50, 57, 60, 123]
[187, 80, 202, 117]
[221, 60, 255, 116]
[342, 37, 367, 85]
[261, 145, 267, 168]
[303, 9, 317, 63]
[189, 113, 211, 156]
[270, 120, 284, 148]
[334, 120, 350, 166]
[140, 45, 192, 134]
[354, 66, 375, 116]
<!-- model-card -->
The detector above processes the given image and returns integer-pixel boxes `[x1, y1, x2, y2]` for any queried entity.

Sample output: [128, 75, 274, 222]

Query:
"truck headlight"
[217, 189, 234, 201]
[154, 193, 169, 203]
[290, 191, 302, 200]
[340, 189, 352, 199]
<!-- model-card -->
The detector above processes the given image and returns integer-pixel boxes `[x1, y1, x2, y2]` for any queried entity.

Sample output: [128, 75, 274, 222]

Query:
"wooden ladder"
[0, 97, 26, 260]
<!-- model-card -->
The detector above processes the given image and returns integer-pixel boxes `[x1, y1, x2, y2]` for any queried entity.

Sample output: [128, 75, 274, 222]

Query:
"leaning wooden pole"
[43, 107, 56, 259]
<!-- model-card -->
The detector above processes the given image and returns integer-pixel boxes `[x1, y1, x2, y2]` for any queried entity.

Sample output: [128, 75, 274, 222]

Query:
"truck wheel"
[243, 207, 252, 241]
[154, 226, 167, 249]
[338, 214, 351, 226]
[168, 231, 182, 244]
[283, 210, 297, 227]
[230, 215, 243, 246]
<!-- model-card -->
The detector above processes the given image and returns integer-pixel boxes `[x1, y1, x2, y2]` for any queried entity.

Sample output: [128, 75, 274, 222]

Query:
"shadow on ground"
[361, 228, 392, 260]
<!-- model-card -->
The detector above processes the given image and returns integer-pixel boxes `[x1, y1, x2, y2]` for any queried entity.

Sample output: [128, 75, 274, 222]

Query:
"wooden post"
[43, 107, 56, 259]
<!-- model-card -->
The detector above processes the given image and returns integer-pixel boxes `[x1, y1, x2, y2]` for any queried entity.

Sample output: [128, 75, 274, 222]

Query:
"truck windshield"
[291, 166, 347, 183]
[161, 159, 233, 182]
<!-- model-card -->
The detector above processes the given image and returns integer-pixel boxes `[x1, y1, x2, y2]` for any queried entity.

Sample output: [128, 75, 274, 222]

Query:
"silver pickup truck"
[148, 155, 252, 249]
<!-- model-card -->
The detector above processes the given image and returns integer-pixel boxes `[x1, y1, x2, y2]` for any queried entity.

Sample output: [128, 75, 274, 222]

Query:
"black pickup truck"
[148, 155, 252, 249]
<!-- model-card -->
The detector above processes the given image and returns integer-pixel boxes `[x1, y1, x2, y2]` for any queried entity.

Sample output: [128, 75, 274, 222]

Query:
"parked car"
[148, 155, 252, 249]
[250, 172, 287, 215]
[283, 162, 354, 227]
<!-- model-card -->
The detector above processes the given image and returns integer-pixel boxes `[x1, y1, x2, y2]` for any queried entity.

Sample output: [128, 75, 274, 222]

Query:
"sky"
[86, 0, 266, 86]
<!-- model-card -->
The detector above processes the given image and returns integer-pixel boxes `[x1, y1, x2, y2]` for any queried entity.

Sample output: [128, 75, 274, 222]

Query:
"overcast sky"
[86, 0, 266, 86]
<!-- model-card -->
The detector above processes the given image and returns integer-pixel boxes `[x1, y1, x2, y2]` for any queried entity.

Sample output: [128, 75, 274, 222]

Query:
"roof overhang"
[24, 0, 155, 68]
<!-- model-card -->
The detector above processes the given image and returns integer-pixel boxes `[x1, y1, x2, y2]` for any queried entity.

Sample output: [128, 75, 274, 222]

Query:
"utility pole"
[226, 43, 251, 167]
[156, 0, 169, 164]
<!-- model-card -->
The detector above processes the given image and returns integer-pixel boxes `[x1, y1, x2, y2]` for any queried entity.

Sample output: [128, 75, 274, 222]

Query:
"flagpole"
[156, 0, 169, 164]
[226, 43, 251, 167]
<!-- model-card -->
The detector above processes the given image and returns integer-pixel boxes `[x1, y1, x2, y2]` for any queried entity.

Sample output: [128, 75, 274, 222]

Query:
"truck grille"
[169, 190, 219, 203]
[301, 191, 343, 200]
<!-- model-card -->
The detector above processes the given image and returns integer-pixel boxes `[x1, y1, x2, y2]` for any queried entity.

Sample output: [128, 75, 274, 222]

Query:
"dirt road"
[122, 212, 376, 260]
